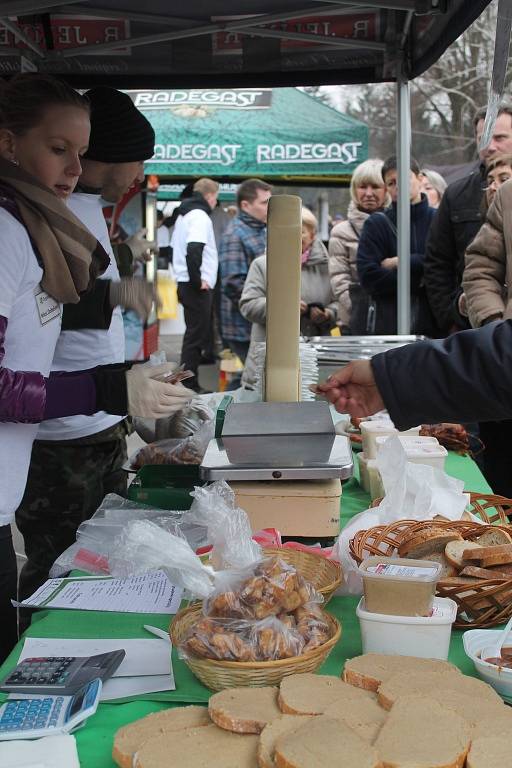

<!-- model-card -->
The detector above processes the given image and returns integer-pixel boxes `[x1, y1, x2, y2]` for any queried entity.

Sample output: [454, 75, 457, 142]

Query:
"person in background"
[328, 159, 388, 333]
[172, 177, 219, 392]
[157, 209, 172, 268]
[420, 169, 447, 208]
[15, 86, 191, 611]
[424, 103, 512, 335]
[461, 166, 512, 498]
[239, 208, 337, 389]
[219, 179, 272, 365]
[356, 156, 437, 336]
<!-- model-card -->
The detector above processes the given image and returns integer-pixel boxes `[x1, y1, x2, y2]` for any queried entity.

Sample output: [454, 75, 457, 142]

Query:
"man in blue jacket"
[356, 156, 436, 335]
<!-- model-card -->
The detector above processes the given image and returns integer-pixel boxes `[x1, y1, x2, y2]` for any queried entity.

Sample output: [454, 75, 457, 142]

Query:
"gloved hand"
[110, 278, 156, 321]
[126, 362, 193, 418]
[124, 228, 157, 262]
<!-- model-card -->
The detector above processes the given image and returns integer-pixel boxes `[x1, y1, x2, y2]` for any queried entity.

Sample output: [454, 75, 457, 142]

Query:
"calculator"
[0, 678, 101, 740]
[0, 650, 125, 695]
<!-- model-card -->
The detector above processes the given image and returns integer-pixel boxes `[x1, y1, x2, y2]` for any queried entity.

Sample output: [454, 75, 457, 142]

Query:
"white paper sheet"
[100, 674, 174, 700]
[0, 735, 79, 768]
[19, 571, 182, 614]
[18, 637, 172, 677]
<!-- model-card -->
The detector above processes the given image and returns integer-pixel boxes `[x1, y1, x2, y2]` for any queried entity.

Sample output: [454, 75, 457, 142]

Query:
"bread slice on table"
[342, 654, 460, 693]
[273, 715, 382, 768]
[467, 735, 512, 768]
[397, 688, 505, 728]
[374, 695, 471, 768]
[278, 673, 374, 715]
[377, 669, 502, 710]
[398, 527, 462, 559]
[258, 715, 314, 768]
[112, 705, 210, 768]
[324, 694, 387, 744]
[445, 540, 481, 568]
[209, 687, 281, 734]
[134, 724, 258, 768]
[471, 707, 512, 740]
[476, 528, 512, 547]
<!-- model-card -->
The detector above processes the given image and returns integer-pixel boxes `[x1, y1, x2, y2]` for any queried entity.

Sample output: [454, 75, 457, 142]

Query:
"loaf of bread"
[273, 715, 382, 768]
[398, 527, 462, 559]
[374, 695, 471, 768]
[209, 687, 281, 734]
[278, 673, 374, 715]
[342, 654, 459, 692]
[112, 706, 210, 768]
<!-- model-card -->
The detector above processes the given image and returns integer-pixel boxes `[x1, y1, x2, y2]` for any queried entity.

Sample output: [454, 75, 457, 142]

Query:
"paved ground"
[13, 334, 218, 577]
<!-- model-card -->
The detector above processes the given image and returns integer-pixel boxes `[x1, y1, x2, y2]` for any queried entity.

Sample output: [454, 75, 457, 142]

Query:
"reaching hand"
[310, 307, 330, 325]
[312, 360, 385, 417]
[124, 228, 156, 262]
[300, 300, 308, 315]
[109, 278, 157, 321]
[126, 362, 193, 418]
[200, 280, 211, 291]
[381, 256, 398, 270]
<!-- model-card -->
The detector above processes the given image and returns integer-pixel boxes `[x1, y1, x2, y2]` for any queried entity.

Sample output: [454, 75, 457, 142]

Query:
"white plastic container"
[375, 435, 439, 453]
[357, 454, 384, 499]
[356, 596, 457, 660]
[359, 557, 441, 616]
[463, 629, 512, 698]
[360, 422, 398, 459]
[404, 444, 448, 471]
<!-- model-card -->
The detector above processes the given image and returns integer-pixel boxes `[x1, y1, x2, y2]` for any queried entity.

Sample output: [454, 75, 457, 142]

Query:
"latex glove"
[126, 362, 193, 418]
[124, 228, 156, 262]
[109, 278, 156, 321]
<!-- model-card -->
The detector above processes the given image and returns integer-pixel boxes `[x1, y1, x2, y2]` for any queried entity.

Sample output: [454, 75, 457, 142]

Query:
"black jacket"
[371, 320, 511, 430]
[423, 162, 485, 333]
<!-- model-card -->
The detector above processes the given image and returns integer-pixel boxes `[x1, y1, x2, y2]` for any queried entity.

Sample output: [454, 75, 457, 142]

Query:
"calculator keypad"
[5, 658, 75, 686]
[0, 697, 63, 732]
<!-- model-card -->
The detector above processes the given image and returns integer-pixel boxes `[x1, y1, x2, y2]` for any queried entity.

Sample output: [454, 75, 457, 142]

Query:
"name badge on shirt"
[35, 287, 61, 326]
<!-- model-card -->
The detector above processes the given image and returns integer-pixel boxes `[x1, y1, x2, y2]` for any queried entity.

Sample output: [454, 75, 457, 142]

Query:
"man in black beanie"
[16, 87, 189, 615]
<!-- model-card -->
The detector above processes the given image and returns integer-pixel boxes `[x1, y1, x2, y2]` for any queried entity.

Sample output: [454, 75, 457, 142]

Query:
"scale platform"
[200, 401, 353, 482]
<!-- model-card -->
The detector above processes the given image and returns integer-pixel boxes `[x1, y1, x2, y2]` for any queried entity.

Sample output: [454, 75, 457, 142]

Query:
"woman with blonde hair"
[328, 158, 388, 333]
[420, 169, 447, 208]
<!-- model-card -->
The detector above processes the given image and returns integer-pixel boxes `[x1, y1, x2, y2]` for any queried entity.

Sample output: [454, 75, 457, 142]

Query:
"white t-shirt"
[0, 209, 61, 525]
[37, 193, 125, 441]
[157, 224, 170, 248]
[171, 207, 218, 288]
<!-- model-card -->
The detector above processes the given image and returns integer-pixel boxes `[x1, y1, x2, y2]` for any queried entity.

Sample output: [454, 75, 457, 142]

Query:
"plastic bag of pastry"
[204, 556, 322, 620]
[179, 614, 305, 662]
[186, 481, 262, 570]
[132, 416, 215, 468]
[293, 602, 331, 651]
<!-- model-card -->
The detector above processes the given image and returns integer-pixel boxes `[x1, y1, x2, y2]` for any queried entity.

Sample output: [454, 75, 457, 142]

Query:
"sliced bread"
[419, 550, 458, 578]
[377, 669, 502, 710]
[462, 544, 512, 563]
[481, 551, 512, 568]
[374, 695, 471, 768]
[397, 688, 505, 728]
[258, 715, 313, 768]
[324, 694, 387, 743]
[209, 687, 281, 734]
[471, 708, 512, 740]
[459, 565, 511, 580]
[278, 673, 374, 715]
[467, 735, 512, 768]
[476, 528, 512, 547]
[134, 724, 258, 768]
[273, 715, 382, 768]
[112, 705, 210, 768]
[445, 539, 481, 568]
[398, 528, 462, 559]
[342, 654, 459, 693]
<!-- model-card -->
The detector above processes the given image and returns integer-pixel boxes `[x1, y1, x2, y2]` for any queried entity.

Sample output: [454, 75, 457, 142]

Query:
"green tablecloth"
[0, 452, 494, 767]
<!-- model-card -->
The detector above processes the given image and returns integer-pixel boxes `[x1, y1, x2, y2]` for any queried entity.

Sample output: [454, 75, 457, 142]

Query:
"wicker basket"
[370, 492, 512, 526]
[349, 518, 512, 629]
[262, 547, 342, 604]
[170, 603, 341, 691]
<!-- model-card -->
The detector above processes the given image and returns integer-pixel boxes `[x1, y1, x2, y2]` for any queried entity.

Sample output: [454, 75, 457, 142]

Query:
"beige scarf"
[0, 157, 109, 303]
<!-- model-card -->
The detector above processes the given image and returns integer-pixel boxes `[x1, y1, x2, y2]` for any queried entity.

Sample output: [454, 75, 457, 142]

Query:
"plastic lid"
[359, 556, 442, 582]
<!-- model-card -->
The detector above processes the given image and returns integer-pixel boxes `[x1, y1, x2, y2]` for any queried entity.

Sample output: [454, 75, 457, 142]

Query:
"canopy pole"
[396, 71, 411, 335]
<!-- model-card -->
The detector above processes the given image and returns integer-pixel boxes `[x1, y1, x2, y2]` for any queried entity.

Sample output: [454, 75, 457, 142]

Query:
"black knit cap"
[83, 87, 155, 163]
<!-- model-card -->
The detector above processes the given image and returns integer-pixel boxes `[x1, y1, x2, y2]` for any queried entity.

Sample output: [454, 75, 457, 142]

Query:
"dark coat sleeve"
[371, 320, 512, 429]
[423, 194, 465, 331]
[357, 217, 396, 296]
[61, 279, 114, 331]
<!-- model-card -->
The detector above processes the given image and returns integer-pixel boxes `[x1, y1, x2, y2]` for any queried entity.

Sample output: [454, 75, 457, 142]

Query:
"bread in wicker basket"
[170, 602, 341, 691]
[349, 515, 512, 629]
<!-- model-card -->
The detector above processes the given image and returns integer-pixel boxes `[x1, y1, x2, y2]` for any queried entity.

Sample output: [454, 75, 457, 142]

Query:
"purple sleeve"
[0, 315, 121, 423]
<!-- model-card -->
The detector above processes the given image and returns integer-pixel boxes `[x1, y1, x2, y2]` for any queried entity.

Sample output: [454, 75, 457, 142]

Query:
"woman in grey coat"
[239, 207, 337, 388]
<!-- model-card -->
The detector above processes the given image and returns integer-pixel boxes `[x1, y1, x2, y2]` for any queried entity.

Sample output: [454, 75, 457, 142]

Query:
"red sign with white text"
[0, 16, 129, 55]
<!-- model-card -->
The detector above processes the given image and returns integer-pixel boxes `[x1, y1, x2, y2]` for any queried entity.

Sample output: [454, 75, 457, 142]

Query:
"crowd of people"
[2, 69, 512, 664]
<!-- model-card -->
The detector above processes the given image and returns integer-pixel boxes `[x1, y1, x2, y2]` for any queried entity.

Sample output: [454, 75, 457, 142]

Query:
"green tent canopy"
[131, 87, 368, 184]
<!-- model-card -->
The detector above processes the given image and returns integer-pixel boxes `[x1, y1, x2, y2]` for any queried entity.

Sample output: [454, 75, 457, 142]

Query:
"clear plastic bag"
[180, 614, 306, 662]
[132, 416, 214, 468]
[204, 556, 322, 620]
[186, 481, 261, 570]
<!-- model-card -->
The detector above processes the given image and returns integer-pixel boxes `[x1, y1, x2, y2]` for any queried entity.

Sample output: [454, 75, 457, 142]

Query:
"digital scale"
[200, 196, 354, 538]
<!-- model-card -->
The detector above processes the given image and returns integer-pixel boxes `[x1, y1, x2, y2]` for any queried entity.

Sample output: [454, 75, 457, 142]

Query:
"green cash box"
[128, 465, 201, 510]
